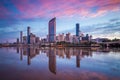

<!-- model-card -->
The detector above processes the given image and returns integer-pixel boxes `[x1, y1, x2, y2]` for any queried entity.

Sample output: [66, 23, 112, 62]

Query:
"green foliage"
[102, 39, 111, 42]
[112, 38, 120, 42]
[56, 41, 92, 47]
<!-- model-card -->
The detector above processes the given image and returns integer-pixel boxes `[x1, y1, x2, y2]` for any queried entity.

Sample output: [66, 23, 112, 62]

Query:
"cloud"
[58, 17, 120, 39]
[86, 18, 120, 39]
[0, 0, 119, 21]
[0, 5, 11, 19]
[5, 0, 119, 19]
[0, 0, 120, 42]
[110, 18, 120, 22]
[95, 18, 120, 32]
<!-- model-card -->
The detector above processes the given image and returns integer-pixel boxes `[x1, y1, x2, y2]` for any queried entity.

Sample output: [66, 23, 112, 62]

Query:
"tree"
[112, 38, 120, 42]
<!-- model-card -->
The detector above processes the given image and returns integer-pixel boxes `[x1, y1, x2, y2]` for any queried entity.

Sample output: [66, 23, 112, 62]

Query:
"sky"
[0, 0, 120, 42]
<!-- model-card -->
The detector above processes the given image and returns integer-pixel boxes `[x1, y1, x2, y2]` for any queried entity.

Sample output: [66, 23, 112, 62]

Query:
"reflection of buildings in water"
[40, 47, 59, 57]
[35, 48, 39, 54]
[48, 48, 56, 74]
[89, 50, 92, 57]
[27, 47, 40, 65]
[76, 49, 81, 68]
[55, 48, 93, 68]
[23, 48, 27, 55]
[16, 47, 19, 53]
[27, 47, 31, 65]
[65, 48, 71, 59]
[75, 49, 92, 68]
[41, 48, 49, 57]
[18, 47, 93, 68]
[46, 50, 49, 57]
[73, 48, 77, 56]
[20, 47, 23, 61]
[18, 47, 40, 65]
[16, 47, 120, 72]
[56, 48, 65, 58]
[64, 48, 93, 68]
[98, 48, 110, 53]
[91, 47, 113, 53]
[69, 48, 73, 57]
[82, 49, 92, 57]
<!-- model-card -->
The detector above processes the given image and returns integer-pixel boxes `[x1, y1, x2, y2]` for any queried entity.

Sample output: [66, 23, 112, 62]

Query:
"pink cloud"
[11, 0, 120, 19]
[0, 5, 11, 19]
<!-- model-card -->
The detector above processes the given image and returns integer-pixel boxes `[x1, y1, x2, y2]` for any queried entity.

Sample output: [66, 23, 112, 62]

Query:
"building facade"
[23, 36, 27, 44]
[27, 26, 30, 44]
[20, 31, 23, 44]
[48, 17, 56, 43]
[76, 23, 80, 37]
[56, 33, 64, 42]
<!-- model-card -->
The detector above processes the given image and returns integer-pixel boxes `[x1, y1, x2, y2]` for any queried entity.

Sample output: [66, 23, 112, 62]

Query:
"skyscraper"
[16, 38, 19, 44]
[27, 26, 30, 44]
[76, 23, 80, 36]
[48, 17, 56, 43]
[20, 31, 23, 44]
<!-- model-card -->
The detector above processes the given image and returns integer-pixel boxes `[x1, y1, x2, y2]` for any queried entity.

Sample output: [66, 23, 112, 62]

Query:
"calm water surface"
[0, 47, 120, 80]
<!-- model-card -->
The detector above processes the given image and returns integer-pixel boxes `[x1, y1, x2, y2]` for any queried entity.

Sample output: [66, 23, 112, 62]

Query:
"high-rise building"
[30, 33, 36, 44]
[27, 26, 30, 44]
[35, 37, 40, 44]
[76, 23, 80, 36]
[57, 33, 64, 42]
[20, 31, 23, 44]
[23, 36, 27, 44]
[72, 35, 79, 43]
[89, 35, 92, 41]
[16, 38, 19, 44]
[65, 33, 71, 42]
[48, 17, 56, 43]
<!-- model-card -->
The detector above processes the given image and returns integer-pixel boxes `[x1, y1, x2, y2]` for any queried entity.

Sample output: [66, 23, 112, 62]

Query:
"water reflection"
[48, 48, 56, 74]
[76, 49, 81, 68]
[20, 47, 23, 61]
[16, 47, 118, 74]
[27, 47, 31, 65]
[16, 46, 19, 53]
[0, 47, 120, 80]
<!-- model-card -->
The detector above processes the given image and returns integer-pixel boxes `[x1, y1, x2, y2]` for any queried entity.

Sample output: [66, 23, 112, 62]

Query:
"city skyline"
[0, 0, 120, 42]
